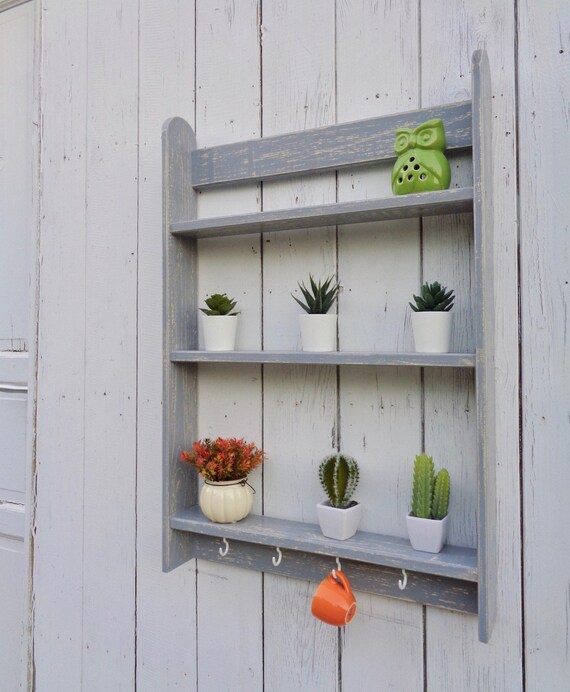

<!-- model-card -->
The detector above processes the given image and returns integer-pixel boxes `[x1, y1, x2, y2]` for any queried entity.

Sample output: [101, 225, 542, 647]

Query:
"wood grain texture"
[81, 2, 138, 687]
[172, 506, 477, 581]
[193, 2, 263, 691]
[420, 1, 522, 688]
[171, 350, 476, 367]
[260, 2, 338, 690]
[171, 187, 474, 237]
[33, 1, 89, 687]
[182, 531, 478, 613]
[191, 101, 471, 188]
[335, 2, 425, 686]
[162, 118, 198, 571]
[518, 0, 570, 687]
[137, 0, 197, 688]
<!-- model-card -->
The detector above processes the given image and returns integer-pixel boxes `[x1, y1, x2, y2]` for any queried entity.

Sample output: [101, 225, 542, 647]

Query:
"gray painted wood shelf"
[163, 50, 495, 641]
[170, 507, 478, 614]
[170, 187, 473, 239]
[170, 350, 476, 368]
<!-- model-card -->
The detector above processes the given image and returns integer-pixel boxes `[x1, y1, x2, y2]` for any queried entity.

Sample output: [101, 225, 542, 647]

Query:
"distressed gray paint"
[181, 527, 478, 615]
[170, 350, 476, 368]
[191, 101, 472, 188]
[162, 117, 198, 571]
[472, 49, 496, 643]
[171, 505, 477, 581]
[171, 187, 473, 238]
[163, 52, 494, 639]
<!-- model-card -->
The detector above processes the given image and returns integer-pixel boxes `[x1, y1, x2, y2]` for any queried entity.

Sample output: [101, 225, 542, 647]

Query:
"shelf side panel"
[191, 101, 472, 188]
[162, 117, 198, 570]
[472, 50, 496, 643]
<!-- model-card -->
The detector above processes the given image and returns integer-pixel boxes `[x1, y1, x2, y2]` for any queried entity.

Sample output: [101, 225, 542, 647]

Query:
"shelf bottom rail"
[170, 508, 478, 615]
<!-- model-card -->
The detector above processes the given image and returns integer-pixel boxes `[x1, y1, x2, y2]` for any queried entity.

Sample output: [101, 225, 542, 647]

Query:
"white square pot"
[406, 513, 449, 553]
[299, 314, 337, 352]
[200, 313, 238, 351]
[317, 500, 362, 540]
[411, 311, 452, 353]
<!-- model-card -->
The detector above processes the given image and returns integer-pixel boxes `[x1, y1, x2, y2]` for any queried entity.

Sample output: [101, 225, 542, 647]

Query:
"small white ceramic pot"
[406, 513, 449, 553]
[199, 478, 254, 523]
[299, 314, 337, 352]
[201, 313, 238, 351]
[411, 311, 452, 353]
[316, 500, 362, 540]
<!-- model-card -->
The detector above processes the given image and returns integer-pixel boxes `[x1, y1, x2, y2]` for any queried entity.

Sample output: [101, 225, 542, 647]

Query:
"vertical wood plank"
[420, 1, 522, 687]
[81, 2, 138, 688]
[33, 1, 88, 688]
[194, 2, 264, 690]
[335, 3, 425, 687]
[0, 5, 35, 688]
[261, 2, 338, 690]
[137, 0, 197, 688]
[518, 0, 570, 687]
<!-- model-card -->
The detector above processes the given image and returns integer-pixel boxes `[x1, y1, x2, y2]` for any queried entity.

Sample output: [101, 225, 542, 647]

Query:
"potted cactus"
[200, 292, 239, 351]
[292, 274, 340, 352]
[316, 453, 362, 540]
[406, 453, 450, 553]
[409, 281, 455, 353]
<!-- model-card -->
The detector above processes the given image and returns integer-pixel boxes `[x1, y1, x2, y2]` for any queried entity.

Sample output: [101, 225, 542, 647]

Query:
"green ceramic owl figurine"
[391, 118, 451, 195]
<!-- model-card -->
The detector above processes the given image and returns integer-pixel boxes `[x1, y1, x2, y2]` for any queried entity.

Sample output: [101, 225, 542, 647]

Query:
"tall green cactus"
[411, 453, 435, 519]
[319, 454, 359, 509]
[411, 454, 450, 519]
[432, 468, 451, 520]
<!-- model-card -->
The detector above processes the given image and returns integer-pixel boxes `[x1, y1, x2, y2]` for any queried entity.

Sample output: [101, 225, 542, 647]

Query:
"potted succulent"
[180, 437, 266, 523]
[200, 293, 239, 351]
[406, 453, 450, 553]
[291, 274, 340, 352]
[409, 281, 455, 353]
[316, 453, 361, 540]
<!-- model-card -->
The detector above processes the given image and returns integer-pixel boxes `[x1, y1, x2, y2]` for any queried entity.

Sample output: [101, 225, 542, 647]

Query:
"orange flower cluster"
[180, 437, 266, 482]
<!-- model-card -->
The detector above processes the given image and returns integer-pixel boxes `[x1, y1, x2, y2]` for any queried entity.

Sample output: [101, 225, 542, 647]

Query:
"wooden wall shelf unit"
[163, 50, 495, 642]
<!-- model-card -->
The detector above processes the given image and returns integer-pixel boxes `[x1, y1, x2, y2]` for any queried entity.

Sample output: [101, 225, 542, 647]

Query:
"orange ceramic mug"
[311, 570, 357, 626]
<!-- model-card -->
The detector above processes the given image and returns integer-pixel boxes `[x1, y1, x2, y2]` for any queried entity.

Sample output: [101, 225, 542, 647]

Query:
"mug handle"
[331, 569, 351, 592]
[330, 570, 357, 625]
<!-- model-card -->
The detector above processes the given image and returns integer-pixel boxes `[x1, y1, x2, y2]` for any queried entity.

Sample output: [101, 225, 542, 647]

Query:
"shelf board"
[170, 187, 473, 239]
[171, 350, 476, 368]
[171, 506, 477, 583]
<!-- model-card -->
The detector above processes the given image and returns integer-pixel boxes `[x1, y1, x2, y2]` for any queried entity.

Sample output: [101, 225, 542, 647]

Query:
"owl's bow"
[394, 118, 446, 155]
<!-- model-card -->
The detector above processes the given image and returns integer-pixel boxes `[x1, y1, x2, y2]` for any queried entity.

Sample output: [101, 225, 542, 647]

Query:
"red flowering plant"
[180, 437, 266, 483]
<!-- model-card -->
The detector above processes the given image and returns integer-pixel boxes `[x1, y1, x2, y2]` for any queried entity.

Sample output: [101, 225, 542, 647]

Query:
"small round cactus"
[319, 453, 360, 509]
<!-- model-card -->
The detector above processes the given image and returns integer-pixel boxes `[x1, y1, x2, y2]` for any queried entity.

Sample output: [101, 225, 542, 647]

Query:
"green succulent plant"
[409, 281, 454, 312]
[410, 453, 450, 520]
[319, 453, 360, 509]
[200, 293, 238, 316]
[292, 274, 340, 315]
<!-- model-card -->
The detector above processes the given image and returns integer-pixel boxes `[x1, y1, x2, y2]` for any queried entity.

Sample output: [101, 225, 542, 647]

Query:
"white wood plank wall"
[518, 1, 570, 689]
[28, 0, 568, 690]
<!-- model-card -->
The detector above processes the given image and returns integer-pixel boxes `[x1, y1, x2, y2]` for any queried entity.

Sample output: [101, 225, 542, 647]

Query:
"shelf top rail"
[190, 100, 472, 189]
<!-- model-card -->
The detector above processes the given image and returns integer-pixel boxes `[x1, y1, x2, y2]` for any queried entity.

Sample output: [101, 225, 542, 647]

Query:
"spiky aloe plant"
[319, 453, 359, 509]
[409, 281, 454, 312]
[292, 274, 340, 314]
[410, 453, 450, 519]
[200, 293, 238, 316]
